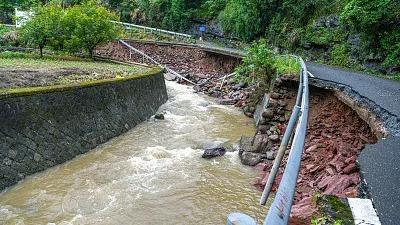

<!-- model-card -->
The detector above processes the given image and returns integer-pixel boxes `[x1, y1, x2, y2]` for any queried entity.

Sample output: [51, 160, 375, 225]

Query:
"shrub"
[0, 25, 19, 46]
[330, 44, 351, 67]
[235, 39, 277, 86]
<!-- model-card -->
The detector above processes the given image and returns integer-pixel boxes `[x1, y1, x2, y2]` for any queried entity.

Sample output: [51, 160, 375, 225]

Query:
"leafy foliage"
[341, 0, 400, 69]
[236, 39, 300, 85]
[196, 0, 227, 19]
[63, 1, 119, 57]
[162, 0, 188, 32]
[20, 4, 63, 56]
[219, 0, 263, 41]
[19, 2, 119, 57]
[235, 39, 276, 85]
[330, 44, 351, 67]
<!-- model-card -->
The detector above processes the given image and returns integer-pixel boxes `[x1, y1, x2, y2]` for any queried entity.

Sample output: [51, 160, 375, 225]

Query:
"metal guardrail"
[111, 21, 193, 39]
[227, 56, 310, 225]
[0, 23, 15, 28]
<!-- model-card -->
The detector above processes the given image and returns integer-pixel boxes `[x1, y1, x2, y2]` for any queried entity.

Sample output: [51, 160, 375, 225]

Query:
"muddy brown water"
[0, 81, 271, 225]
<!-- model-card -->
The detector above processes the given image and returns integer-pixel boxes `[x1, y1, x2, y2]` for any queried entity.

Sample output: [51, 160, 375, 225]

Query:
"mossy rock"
[315, 195, 354, 225]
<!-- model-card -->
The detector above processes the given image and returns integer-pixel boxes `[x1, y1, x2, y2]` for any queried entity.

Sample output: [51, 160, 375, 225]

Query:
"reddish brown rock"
[289, 197, 317, 225]
[323, 175, 358, 196]
[343, 163, 358, 174]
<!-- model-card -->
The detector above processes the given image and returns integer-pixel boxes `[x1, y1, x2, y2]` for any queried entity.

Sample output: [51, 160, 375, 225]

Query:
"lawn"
[0, 52, 149, 89]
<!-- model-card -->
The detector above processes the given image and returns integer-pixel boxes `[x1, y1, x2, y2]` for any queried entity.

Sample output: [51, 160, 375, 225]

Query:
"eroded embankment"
[95, 41, 254, 108]
[251, 80, 378, 224]
[96, 41, 241, 76]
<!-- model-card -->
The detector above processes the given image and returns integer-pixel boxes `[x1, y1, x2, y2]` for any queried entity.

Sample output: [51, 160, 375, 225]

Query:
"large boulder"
[240, 152, 262, 166]
[202, 147, 226, 159]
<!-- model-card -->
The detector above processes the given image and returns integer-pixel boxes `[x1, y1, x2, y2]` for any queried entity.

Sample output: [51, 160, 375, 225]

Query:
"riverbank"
[247, 79, 377, 223]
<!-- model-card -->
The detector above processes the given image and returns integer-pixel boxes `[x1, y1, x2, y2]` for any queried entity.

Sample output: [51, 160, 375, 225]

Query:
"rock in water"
[154, 113, 165, 120]
[202, 147, 226, 159]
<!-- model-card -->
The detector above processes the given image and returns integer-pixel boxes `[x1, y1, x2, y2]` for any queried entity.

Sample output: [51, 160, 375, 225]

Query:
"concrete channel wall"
[0, 68, 168, 190]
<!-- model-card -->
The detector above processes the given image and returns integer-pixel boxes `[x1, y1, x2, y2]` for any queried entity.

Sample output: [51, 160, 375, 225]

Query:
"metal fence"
[111, 21, 193, 40]
[227, 56, 310, 225]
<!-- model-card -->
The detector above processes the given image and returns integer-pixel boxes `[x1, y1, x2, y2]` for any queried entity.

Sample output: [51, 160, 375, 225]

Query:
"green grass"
[275, 55, 301, 77]
[0, 51, 145, 74]
[0, 51, 152, 88]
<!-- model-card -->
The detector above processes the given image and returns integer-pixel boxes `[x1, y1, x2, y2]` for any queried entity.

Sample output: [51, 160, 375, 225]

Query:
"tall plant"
[235, 39, 277, 86]
[219, 0, 263, 41]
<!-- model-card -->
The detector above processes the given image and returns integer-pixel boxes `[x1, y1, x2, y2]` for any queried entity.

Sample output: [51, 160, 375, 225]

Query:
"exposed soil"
[96, 41, 254, 108]
[97, 41, 241, 76]
[253, 82, 377, 224]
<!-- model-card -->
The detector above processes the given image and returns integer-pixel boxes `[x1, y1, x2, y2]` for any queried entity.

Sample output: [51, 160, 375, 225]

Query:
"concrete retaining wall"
[0, 68, 167, 190]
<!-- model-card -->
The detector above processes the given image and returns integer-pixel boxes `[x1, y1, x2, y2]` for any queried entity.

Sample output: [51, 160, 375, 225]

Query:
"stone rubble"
[96, 41, 256, 114]
[251, 84, 377, 224]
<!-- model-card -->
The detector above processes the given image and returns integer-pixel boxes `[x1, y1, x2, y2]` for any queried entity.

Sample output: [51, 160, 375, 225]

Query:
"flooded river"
[0, 81, 270, 225]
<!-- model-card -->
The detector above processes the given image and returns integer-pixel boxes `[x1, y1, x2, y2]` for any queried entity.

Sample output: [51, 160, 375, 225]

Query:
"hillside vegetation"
[1, 0, 399, 77]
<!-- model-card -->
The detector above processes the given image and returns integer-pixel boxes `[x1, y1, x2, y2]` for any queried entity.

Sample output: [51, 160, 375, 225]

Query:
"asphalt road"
[306, 62, 400, 225]
[307, 62, 400, 116]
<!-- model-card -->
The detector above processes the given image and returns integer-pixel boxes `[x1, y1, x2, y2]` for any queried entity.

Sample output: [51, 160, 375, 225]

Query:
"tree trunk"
[39, 47, 43, 58]
[89, 48, 94, 59]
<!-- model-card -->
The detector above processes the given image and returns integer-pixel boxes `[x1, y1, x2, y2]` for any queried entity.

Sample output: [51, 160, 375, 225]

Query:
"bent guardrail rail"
[118, 39, 196, 85]
[227, 56, 310, 225]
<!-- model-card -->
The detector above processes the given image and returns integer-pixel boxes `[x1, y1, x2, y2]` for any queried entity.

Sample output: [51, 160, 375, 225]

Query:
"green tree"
[63, 1, 119, 57]
[20, 4, 63, 57]
[162, 0, 188, 32]
[219, 0, 263, 41]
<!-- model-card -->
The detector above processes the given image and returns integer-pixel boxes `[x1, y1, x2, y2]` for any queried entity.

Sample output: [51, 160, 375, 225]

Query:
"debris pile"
[96, 41, 257, 111]
[252, 86, 377, 224]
